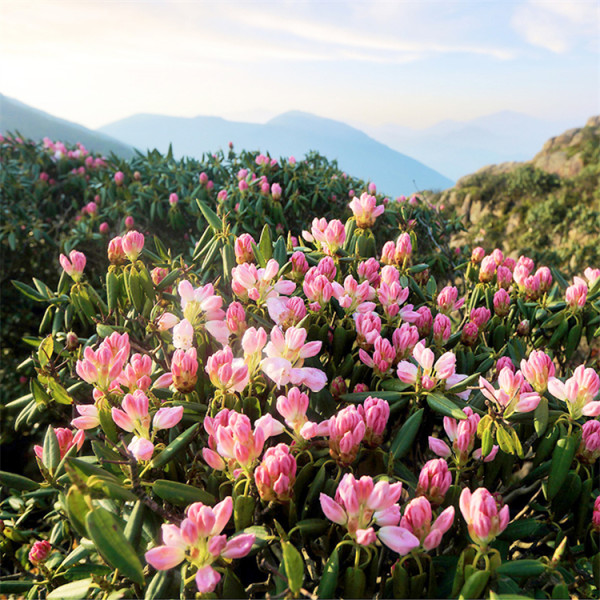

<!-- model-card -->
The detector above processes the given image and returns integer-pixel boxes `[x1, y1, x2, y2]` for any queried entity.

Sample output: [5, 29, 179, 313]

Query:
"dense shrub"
[1, 179, 599, 598]
[0, 135, 462, 430]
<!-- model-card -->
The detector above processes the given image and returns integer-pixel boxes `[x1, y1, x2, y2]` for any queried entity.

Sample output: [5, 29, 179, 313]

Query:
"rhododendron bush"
[1, 141, 600, 599]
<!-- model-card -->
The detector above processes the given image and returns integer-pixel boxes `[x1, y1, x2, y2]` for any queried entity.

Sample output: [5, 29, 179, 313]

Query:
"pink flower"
[114, 171, 124, 185]
[579, 420, 600, 464]
[415, 306, 433, 337]
[303, 269, 333, 310]
[471, 247, 485, 264]
[593, 496, 600, 532]
[320, 474, 416, 552]
[172, 319, 194, 350]
[115, 353, 153, 392]
[358, 258, 381, 286]
[291, 252, 309, 278]
[34, 427, 84, 463]
[232, 260, 295, 304]
[205, 347, 249, 394]
[271, 182, 282, 200]
[493, 289, 511, 316]
[145, 498, 254, 594]
[122, 230, 144, 261]
[266, 296, 306, 329]
[349, 192, 385, 228]
[29, 540, 52, 564]
[437, 286, 465, 314]
[392, 323, 420, 361]
[470, 307, 491, 331]
[234, 233, 255, 264]
[548, 365, 600, 419]
[496, 265, 513, 289]
[394, 233, 412, 265]
[520, 351, 555, 393]
[303, 218, 346, 255]
[332, 275, 376, 314]
[416, 459, 452, 505]
[459, 488, 509, 548]
[107, 236, 126, 265]
[566, 283, 587, 310]
[479, 256, 496, 283]
[357, 396, 390, 446]
[400, 497, 455, 550]
[75, 332, 130, 390]
[261, 326, 326, 391]
[328, 405, 366, 464]
[255, 443, 296, 502]
[71, 404, 100, 430]
[359, 335, 396, 377]
[479, 367, 540, 416]
[171, 348, 198, 393]
[59, 250, 86, 282]
[461, 321, 479, 346]
[433, 314, 452, 345]
[276, 387, 309, 434]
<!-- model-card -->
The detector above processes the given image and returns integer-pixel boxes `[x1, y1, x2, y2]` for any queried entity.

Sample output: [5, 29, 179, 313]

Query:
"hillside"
[430, 116, 600, 275]
[0, 94, 135, 158]
[98, 110, 454, 195]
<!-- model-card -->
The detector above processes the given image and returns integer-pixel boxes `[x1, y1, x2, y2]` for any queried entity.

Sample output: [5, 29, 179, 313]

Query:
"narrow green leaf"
[195, 198, 222, 231]
[152, 479, 215, 506]
[43, 425, 60, 472]
[548, 435, 578, 499]
[391, 408, 424, 460]
[282, 540, 304, 594]
[317, 547, 339, 599]
[86, 507, 145, 585]
[426, 393, 467, 420]
[150, 423, 199, 469]
[47, 578, 92, 600]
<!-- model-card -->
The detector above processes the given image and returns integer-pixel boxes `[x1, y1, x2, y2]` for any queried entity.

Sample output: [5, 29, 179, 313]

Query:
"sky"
[1, 0, 599, 130]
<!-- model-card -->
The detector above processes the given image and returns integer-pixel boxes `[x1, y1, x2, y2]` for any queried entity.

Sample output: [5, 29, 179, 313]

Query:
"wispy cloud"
[511, 0, 599, 53]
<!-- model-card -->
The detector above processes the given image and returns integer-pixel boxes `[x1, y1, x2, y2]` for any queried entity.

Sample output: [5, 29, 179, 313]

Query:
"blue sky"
[1, 0, 598, 129]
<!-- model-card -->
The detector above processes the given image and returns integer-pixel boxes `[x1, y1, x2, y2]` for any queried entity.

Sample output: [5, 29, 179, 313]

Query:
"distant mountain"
[98, 110, 454, 195]
[0, 94, 134, 158]
[365, 111, 586, 180]
[428, 116, 600, 275]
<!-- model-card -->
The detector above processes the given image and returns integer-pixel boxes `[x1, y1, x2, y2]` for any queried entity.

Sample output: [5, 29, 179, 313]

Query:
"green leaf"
[152, 479, 215, 506]
[195, 198, 222, 231]
[317, 547, 339, 599]
[495, 424, 515, 455]
[282, 540, 304, 594]
[495, 559, 546, 578]
[0, 471, 40, 491]
[547, 435, 578, 499]
[234, 495, 255, 530]
[459, 570, 490, 599]
[42, 425, 61, 472]
[426, 393, 467, 420]
[12, 280, 46, 302]
[48, 379, 73, 405]
[145, 571, 170, 600]
[37, 335, 54, 367]
[391, 408, 424, 460]
[86, 507, 145, 585]
[150, 423, 199, 469]
[47, 578, 93, 600]
[258, 224, 273, 261]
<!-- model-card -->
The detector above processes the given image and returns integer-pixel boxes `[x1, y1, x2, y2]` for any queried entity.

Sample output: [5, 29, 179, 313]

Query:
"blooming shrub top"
[1, 138, 599, 599]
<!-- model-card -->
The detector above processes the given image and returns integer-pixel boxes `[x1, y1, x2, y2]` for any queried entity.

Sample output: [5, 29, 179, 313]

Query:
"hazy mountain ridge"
[98, 110, 454, 196]
[0, 94, 135, 158]
[364, 110, 586, 180]
[430, 116, 600, 275]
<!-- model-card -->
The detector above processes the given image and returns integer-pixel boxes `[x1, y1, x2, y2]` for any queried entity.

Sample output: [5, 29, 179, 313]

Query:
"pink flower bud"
[593, 496, 600, 532]
[433, 313, 452, 345]
[394, 233, 412, 264]
[122, 230, 144, 261]
[328, 405, 365, 464]
[461, 321, 479, 346]
[479, 256, 496, 283]
[29, 540, 52, 564]
[536, 266, 552, 293]
[517, 320, 530, 336]
[255, 443, 296, 502]
[470, 307, 491, 331]
[459, 487, 509, 548]
[114, 171, 124, 185]
[234, 233, 255, 264]
[125, 215, 135, 229]
[471, 247, 485, 264]
[415, 306, 433, 337]
[108, 236, 126, 265]
[496, 356, 514, 376]
[330, 376, 347, 399]
[353, 383, 369, 393]
[520, 351, 555, 393]
[59, 250, 86, 282]
[199, 172, 208, 184]
[579, 420, 600, 464]
[358, 396, 390, 446]
[416, 459, 452, 505]
[169, 192, 179, 206]
[99, 222, 109, 234]
[566, 283, 587, 309]
[271, 182, 282, 200]
[493, 289, 511, 316]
